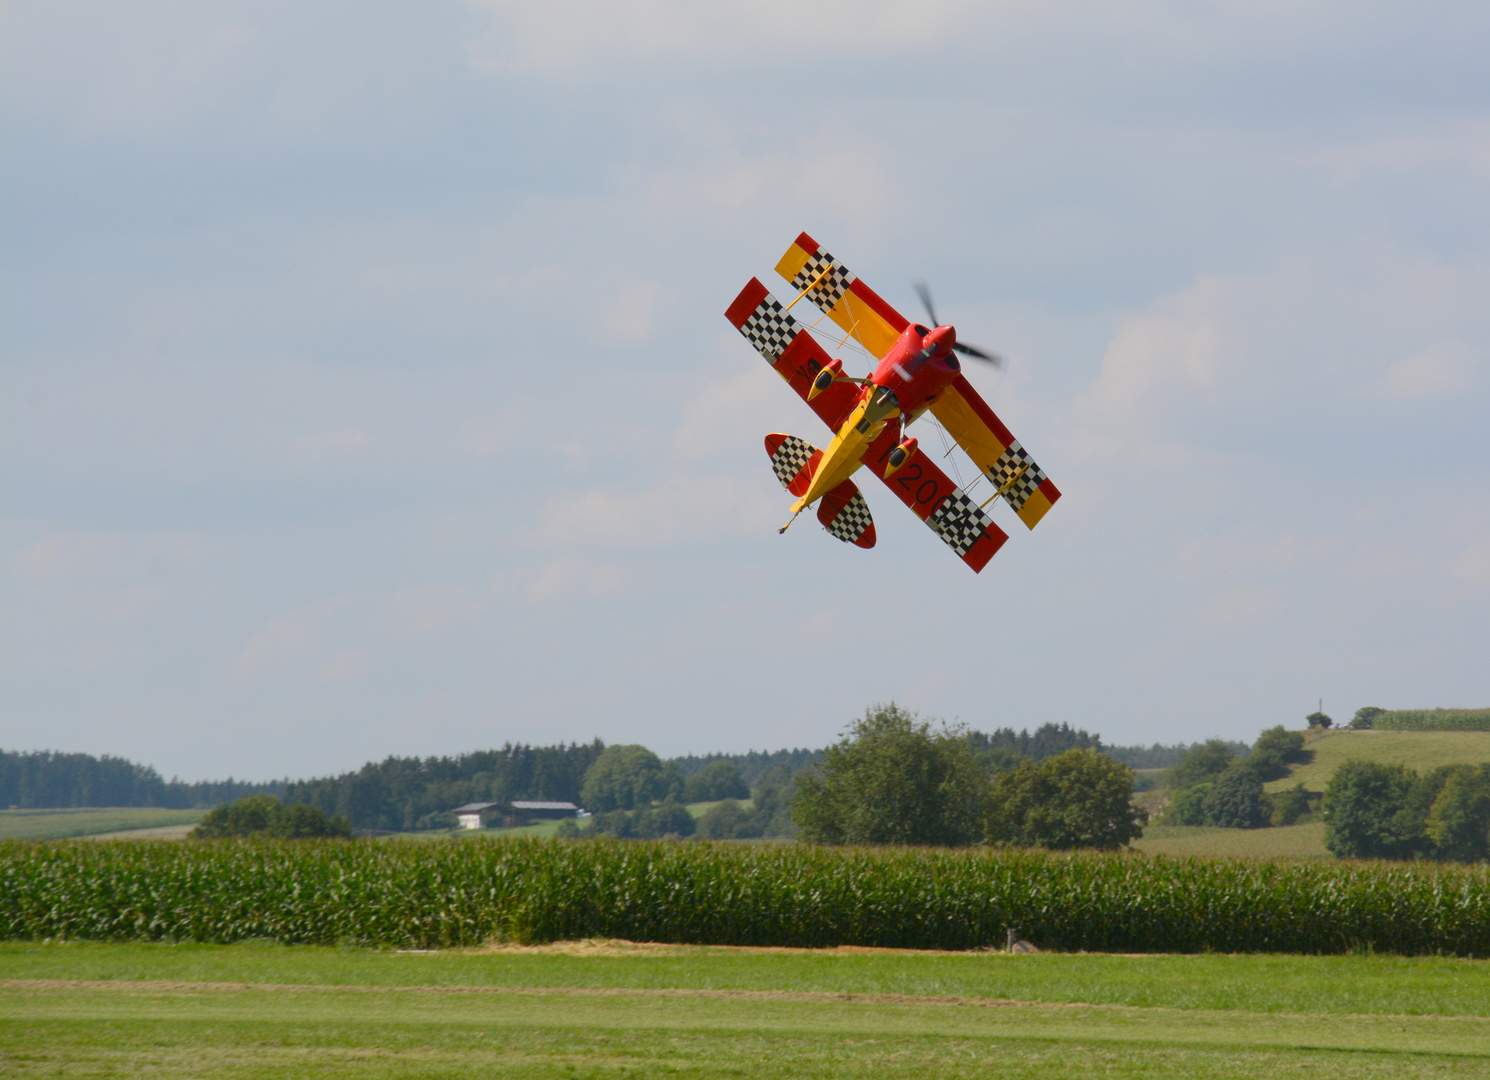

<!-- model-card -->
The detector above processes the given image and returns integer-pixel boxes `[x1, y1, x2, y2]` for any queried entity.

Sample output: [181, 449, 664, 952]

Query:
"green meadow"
[1263, 729, 1490, 794]
[0, 807, 204, 841]
[3, 942, 1488, 1078]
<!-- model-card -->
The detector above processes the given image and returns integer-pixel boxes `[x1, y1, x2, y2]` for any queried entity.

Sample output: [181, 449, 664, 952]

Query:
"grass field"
[1265, 729, 1490, 793]
[2, 942, 1487, 1078]
[0, 807, 204, 841]
[1130, 821, 1328, 858]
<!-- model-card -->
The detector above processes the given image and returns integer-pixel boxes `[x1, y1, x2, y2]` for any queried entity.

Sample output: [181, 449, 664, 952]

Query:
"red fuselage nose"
[870, 323, 962, 417]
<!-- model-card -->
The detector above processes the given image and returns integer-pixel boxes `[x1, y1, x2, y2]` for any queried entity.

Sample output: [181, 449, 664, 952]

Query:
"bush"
[682, 761, 750, 804]
[192, 795, 351, 839]
[1245, 726, 1307, 781]
[1271, 783, 1312, 826]
[1202, 767, 1268, 829]
[984, 748, 1145, 849]
[696, 799, 747, 839]
[575, 802, 696, 840]
[1162, 783, 1213, 826]
[1350, 707, 1385, 730]
[1306, 711, 1334, 730]
[1165, 740, 1238, 789]
[580, 745, 669, 812]
[792, 704, 983, 846]
[633, 802, 696, 839]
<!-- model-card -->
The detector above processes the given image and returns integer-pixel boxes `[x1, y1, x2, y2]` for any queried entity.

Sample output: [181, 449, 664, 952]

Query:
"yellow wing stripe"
[928, 384, 1011, 472]
[775, 239, 903, 360]
[1017, 489, 1055, 530]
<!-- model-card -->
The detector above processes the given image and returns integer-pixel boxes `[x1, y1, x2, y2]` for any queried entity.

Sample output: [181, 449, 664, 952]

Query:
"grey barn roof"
[510, 801, 579, 811]
[450, 800, 579, 813]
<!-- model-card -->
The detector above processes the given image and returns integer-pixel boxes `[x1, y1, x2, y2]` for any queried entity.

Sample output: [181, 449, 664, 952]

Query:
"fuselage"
[787, 323, 964, 514]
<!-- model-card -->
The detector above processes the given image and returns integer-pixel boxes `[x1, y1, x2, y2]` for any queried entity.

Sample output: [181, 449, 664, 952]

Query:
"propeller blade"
[912, 280, 939, 328]
[953, 341, 1004, 367]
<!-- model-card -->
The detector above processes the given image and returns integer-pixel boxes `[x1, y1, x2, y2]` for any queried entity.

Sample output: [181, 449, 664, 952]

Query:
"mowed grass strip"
[1130, 822, 1329, 858]
[2, 952, 1489, 1079]
[4, 942, 1490, 1018]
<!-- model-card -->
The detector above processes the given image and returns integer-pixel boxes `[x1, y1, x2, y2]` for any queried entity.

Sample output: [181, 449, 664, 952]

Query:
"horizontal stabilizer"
[764, 433, 821, 498]
[817, 479, 875, 549]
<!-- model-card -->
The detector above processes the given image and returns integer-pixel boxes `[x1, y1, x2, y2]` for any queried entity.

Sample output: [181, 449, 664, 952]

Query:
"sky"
[3, 1, 1488, 782]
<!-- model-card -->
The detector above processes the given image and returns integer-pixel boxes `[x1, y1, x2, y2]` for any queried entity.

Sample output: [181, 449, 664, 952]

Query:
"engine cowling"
[883, 436, 919, 478]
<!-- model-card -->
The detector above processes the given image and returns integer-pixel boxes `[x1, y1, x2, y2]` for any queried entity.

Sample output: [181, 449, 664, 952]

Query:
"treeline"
[1104, 740, 1251, 770]
[669, 748, 823, 786]
[0, 750, 282, 810]
[282, 742, 607, 832]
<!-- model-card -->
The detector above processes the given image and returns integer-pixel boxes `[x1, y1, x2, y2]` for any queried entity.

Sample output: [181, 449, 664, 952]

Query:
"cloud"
[231, 599, 347, 681]
[508, 557, 636, 602]
[381, 586, 483, 635]
[12, 535, 113, 580]
[1370, 343, 1478, 400]
[464, 0, 977, 75]
[320, 650, 371, 682]
[603, 282, 659, 342]
[294, 429, 373, 458]
[1449, 537, 1490, 584]
[536, 472, 777, 548]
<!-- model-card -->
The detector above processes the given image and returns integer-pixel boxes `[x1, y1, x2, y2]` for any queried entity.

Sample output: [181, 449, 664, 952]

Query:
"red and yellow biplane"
[725, 232, 1061, 573]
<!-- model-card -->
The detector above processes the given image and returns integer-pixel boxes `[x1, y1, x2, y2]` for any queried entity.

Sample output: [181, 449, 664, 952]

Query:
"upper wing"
[725, 277, 862, 432]
[929, 376, 1061, 530]
[860, 427, 1008, 573]
[775, 232, 908, 360]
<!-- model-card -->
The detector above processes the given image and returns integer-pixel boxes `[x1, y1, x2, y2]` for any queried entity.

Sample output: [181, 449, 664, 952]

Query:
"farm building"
[451, 802, 499, 830]
[450, 800, 581, 829]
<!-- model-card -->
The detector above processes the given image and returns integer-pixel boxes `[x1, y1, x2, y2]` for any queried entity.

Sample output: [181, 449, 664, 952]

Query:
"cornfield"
[3, 838, 1488, 955]
[1375, 709, 1490, 732]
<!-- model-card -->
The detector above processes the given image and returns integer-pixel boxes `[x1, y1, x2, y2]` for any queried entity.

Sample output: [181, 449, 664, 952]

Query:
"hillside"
[1263, 729, 1490, 794]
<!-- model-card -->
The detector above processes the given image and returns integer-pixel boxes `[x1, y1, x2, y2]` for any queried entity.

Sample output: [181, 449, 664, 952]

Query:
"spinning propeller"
[912, 281, 1003, 367]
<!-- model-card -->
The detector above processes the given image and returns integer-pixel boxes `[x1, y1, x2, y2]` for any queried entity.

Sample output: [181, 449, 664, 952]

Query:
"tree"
[1165, 740, 1238, 789]
[792, 703, 983, 846]
[1350, 707, 1385, 730]
[984, 748, 1146, 850]
[1323, 760, 1419, 859]
[1202, 767, 1269, 828]
[682, 761, 749, 804]
[580, 745, 668, 812]
[1306, 711, 1333, 730]
[1245, 726, 1307, 781]
[191, 794, 351, 839]
[1425, 765, 1490, 863]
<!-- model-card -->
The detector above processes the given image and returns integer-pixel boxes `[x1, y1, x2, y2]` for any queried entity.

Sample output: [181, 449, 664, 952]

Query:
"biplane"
[725, 232, 1060, 573]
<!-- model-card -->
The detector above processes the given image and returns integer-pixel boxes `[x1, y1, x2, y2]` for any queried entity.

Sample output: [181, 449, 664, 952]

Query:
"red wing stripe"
[863, 428, 1008, 572]
[845, 279, 908, 334]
